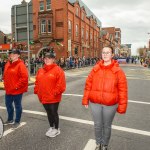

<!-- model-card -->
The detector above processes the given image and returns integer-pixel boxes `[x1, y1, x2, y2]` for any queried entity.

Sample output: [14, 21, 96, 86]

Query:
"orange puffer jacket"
[82, 60, 128, 114]
[34, 64, 66, 104]
[3, 59, 28, 95]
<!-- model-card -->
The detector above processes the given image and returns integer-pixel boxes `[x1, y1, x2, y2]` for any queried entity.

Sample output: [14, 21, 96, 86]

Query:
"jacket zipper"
[101, 69, 105, 102]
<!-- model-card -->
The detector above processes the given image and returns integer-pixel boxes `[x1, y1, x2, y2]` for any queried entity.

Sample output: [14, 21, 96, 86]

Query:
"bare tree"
[137, 47, 144, 57]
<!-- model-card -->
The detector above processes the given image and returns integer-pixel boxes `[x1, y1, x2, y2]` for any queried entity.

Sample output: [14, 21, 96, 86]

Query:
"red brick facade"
[31, 0, 100, 59]
[68, 1, 100, 58]
[101, 27, 121, 55]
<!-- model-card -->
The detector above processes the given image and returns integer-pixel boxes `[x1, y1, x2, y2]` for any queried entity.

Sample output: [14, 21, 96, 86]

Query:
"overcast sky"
[0, 0, 150, 55]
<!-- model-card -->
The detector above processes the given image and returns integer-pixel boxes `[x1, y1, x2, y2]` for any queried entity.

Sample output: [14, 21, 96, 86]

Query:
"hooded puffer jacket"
[34, 64, 66, 104]
[82, 60, 128, 114]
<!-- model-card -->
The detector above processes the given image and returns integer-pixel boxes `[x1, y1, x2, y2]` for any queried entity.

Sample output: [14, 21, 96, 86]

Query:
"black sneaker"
[4, 120, 14, 125]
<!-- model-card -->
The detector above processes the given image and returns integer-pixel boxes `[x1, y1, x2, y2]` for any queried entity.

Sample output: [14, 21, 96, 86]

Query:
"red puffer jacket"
[34, 64, 66, 104]
[3, 59, 28, 95]
[82, 60, 128, 114]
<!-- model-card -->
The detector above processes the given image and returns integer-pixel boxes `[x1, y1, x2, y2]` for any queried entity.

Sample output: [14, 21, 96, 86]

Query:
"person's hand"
[84, 105, 88, 109]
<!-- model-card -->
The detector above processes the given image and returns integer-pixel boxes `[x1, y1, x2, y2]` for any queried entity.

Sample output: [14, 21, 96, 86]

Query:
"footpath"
[0, 63, 147, 90]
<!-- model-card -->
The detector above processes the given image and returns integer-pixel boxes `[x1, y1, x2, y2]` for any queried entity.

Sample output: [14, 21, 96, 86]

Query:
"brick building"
[101, 27, 121, 56]
[0, 31, 7, 44]
[12, 0, 102, 59]
[0, 31, 12, 55]
[120, 44, 132, 57]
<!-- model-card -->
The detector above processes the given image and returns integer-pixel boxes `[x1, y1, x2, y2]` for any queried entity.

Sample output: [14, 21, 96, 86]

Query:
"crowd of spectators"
[8, 56, 100, 75]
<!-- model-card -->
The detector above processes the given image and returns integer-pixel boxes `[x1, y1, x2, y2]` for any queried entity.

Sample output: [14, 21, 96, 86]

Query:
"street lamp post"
[148, 33, 150, 51]
[27, 2, 30, 80]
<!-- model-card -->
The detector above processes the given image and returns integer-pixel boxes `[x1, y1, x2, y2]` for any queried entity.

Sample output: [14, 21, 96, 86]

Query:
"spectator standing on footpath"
[82, 46, 128, 150]
[3, 49, 28, 127]
[1, 59, 7, 81]
[140, 58, 143, 65]
[34, 49, 66, 138]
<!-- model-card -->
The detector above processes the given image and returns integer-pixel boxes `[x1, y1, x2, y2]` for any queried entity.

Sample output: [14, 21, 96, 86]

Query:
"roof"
[68, 0, 102, 27]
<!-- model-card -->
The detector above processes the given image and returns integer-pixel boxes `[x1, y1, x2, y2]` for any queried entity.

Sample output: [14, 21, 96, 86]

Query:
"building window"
[33, 25, 36, 30]
[86, 31, 88, 40]
[68, 20, 72, 34]
[40, 1, 44, 11]
[48, 20, 52, 33]
[82, 13, 84, 20]
[81, 27, 84, 39]
[76, 7, 79, 16]
[90, 33, 92, 40]
[76, 24, 78, 36]
[41, 20, 46, 33]
[94, 35, 96, 42]
[115, 32, 119, 38]
[46, 0, 51, 10]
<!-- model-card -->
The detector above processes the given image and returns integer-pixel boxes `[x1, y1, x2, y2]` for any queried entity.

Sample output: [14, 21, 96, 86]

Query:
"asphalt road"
[0, 64, 150, 150]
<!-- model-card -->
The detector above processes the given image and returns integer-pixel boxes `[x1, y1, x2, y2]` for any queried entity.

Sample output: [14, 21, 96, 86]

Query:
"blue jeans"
[90, 102, 117, 146]
[5, 94, 23, 123]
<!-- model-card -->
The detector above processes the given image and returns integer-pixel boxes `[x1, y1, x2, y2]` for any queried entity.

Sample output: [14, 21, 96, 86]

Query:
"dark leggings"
[43, 102, 59, 129]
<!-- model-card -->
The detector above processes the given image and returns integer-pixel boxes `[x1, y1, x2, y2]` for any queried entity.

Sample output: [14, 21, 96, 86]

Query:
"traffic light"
[75, 47, 78, 54]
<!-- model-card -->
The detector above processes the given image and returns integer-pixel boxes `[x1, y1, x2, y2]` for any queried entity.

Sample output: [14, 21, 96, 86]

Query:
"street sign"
[0, 44, 11, 50]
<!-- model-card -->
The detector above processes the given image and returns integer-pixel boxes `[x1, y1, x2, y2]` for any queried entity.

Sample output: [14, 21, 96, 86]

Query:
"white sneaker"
[45, 127, 54, 137]
[48, 128, 60, 138]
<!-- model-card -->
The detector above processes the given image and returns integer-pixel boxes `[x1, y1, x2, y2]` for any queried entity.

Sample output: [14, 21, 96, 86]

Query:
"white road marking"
[65, 74, 87, 78]
[83, 139, 96, 150]
[3, 122, 26, 136]
[63, 93, 83, 97]
[0, 106, 150, 136]
[129, 100, 150, 105]
[63, 93, 150, 105]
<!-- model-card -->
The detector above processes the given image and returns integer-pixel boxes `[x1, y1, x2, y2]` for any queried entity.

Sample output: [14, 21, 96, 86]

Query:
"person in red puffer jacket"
[34, 49, 66, 138]
[82, 46, 128, 150]
[3, 49, 28, 127]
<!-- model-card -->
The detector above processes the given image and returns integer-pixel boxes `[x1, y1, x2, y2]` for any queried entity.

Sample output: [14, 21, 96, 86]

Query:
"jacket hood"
[93, 59, 121, 73]
[43, 63, 57, 72]
[8, 58, 22, 65]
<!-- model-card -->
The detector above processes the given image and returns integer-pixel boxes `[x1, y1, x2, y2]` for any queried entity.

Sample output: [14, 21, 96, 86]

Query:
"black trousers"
[43, 102, 59, 129]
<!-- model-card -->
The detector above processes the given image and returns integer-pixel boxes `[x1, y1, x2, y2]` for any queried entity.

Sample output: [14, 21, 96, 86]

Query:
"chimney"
[21, 0, 27, 4]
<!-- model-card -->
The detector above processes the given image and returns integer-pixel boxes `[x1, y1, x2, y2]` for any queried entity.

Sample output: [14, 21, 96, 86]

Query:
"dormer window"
[76, 7, 79, 16]
[82, 13, 84, 20]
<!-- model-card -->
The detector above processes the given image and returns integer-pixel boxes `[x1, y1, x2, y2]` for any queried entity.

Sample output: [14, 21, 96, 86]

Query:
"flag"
[55, 41, 63, 47]
[29, 41, 34, 45]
